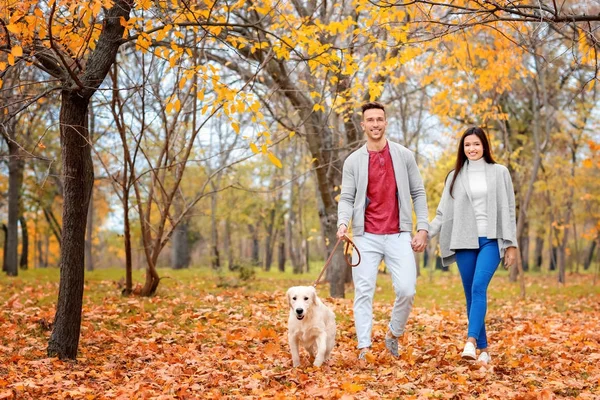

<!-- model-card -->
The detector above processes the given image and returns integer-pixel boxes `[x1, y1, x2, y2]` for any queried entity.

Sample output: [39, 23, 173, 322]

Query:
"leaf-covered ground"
[1, 269, 599, 399]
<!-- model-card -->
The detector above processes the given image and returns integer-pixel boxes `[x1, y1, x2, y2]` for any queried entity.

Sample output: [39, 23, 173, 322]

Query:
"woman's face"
[463, 134, 484, 161]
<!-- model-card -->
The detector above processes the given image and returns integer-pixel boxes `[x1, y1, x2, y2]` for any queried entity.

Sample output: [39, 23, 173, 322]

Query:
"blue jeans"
[455, 237, 500, 349]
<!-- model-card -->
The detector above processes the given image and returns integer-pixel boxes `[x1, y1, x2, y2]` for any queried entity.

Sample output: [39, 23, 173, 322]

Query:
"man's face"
[361, 108, 387, 142]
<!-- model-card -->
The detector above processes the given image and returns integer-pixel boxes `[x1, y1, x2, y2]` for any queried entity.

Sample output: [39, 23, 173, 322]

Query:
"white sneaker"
[358, 348, 370, 361]
[461, 342, 476, 360]
[477, 352, 491, 364]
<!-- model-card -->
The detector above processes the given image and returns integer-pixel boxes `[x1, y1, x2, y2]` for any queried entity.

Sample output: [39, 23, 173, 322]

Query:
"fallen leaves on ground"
[1, 275, 599, 399]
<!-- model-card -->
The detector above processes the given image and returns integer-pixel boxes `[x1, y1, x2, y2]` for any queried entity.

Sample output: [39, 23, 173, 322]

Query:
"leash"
[313, 234, 361, 288]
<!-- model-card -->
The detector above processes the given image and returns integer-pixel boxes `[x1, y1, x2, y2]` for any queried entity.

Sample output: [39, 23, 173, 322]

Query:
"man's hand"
[336, 224, 348, 239]
[411, 230, 428, 253]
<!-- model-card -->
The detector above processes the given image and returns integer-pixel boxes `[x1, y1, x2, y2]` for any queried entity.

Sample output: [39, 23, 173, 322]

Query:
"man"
[337, 101, 429, 360]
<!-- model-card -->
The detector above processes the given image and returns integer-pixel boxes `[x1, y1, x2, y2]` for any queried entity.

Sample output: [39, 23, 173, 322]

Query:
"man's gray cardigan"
[337, 141, 429, 235]
[429, 162, 518, 266]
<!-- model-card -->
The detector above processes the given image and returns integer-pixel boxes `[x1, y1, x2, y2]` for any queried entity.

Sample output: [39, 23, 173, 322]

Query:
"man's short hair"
[361, 101, 385, 116]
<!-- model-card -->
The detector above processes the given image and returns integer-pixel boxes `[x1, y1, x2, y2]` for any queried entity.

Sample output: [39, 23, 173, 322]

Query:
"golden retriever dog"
[286, 286, 336, 367]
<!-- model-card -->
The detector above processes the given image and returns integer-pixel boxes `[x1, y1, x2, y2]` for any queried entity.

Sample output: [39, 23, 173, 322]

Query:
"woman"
[429, 126, 518, 364]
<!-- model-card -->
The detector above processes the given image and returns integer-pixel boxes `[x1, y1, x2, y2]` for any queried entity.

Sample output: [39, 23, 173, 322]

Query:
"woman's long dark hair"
[448, 126, 496, 197]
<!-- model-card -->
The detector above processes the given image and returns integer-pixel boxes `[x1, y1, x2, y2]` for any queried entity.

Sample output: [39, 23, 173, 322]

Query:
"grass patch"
[3, 265, 598, 312]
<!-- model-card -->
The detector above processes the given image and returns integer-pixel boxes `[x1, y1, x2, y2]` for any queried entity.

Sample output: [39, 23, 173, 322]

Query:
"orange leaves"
[5, 24, 21, 34]
[255, 326, 278, 340]
[2, 273, 600, 398]
[341, 381, 364, 393]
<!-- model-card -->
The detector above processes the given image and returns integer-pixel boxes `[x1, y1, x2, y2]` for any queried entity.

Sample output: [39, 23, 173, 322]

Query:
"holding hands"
[411, 230, 428, 253]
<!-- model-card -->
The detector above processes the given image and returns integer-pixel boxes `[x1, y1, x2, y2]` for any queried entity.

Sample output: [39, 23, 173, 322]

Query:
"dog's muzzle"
[295, 308, 304, 320]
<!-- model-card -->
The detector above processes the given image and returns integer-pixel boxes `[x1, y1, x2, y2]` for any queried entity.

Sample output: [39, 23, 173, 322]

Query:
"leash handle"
[313, 234, 361, 287]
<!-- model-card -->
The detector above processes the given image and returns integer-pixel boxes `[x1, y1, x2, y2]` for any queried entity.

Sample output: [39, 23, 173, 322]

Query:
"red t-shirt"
[365, 142, 400, 234]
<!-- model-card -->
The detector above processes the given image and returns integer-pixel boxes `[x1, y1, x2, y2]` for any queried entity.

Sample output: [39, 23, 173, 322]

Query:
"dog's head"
[286, 286, 318, 320]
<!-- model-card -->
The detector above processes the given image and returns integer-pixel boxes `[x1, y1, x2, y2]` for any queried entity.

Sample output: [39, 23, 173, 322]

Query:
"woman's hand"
[503, 246, 518, 269]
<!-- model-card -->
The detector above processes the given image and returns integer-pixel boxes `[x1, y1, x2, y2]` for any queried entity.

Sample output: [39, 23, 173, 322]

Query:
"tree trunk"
[583, 240, 597, 271]
[594, 236, 600, 286]
[37, 234, 47, 268]
[509, 51, 550, 298]
[549, 246, 558, 271]
[2, 224, 7, 272]
[141, 260, 160, 296]
[321, 200, 346, 298]
[85, 104, 96, 272]
[557, 224, 569, 284]
[264, 208, 276, 271]
[85, 189, 94, 271]
[44, 234, 49, 268]
[264, 59, 344, 296]
[210, 191, 220, 270]
[47, 92, 94, 360]
[304, 238, 310, 273]
[43, 207, 63, 247]
[123, 190, 133, 295]
[534, 236, 544, 271]
[5, 138, 24, 277]
[224, 218, 235, 271]
[278, 236, 285, 272]
[19, 216, 28, 270]
[171, 221, 190, 269]
[519, 221, 530, 272]
[287, 210, 303, 274]
[248, 224, 260, 266]
[558, 245, 566, 284]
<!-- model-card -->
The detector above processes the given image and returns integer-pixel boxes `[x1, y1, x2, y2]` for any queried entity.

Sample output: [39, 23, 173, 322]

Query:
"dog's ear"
[286, 288, 292, 309]
[310, 286, 318, 306]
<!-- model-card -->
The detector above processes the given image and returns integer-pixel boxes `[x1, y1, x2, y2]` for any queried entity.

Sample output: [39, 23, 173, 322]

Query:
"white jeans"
[352, 232, 417, 349]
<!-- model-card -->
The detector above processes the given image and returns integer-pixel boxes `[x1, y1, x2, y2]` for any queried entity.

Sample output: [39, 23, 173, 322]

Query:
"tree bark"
[558, 244, 566, 284]
[43, 207, 62, 247]
[288, 209, 303, 274]
[141, 260, 160, 296]
[595, 236, 600, 286]
[210, 190, 220, 270]
[123, 189, 133, 295]
[19, 216, 28, 270]
[47, 92, 94, 359]
[47, 0, 133, 359]
[264, 208, 276, 271]
[248, 224, 260, 266]
[509, 49, 550, 299]
[5, 133, 24, 277]
[44, 234, 49, 268]
[85, 189, 94, 271]
[534, 236, 544, 271]
[37, 234, 47, 268]
[224, 218, 235, 271]
[1, 224, 7, 273]
[549, 245, 558, 271]
[583, 240, 597, 271]
[171, 221, 190, 269]
[519, 221, 530, 272]
[278, 236, 285, 272]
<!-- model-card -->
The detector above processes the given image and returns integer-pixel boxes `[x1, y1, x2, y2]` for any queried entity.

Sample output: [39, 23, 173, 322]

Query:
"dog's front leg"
[313, 333, 328, 367]
[289, 333, 301, 367]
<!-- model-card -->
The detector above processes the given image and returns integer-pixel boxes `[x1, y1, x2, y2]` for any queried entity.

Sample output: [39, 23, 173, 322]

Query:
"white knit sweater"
[467, 158, 488, 237]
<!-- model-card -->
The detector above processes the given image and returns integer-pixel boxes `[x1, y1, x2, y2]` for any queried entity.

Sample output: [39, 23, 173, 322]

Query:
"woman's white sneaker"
[477, 351, 491, 364]
[461, 342, 477, 360]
